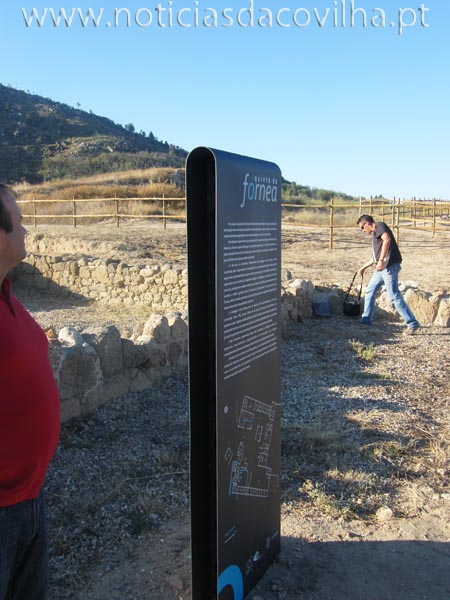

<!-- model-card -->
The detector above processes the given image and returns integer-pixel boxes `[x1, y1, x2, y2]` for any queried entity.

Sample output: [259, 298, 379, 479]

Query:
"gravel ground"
[42, 316, 450, 600]
[45, 375, 190, 598]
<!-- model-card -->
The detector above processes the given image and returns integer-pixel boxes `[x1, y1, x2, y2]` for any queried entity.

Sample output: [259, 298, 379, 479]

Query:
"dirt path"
[77, 506, 450, 600]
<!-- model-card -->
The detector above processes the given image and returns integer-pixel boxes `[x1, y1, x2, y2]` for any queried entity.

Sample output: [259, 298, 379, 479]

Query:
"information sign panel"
[187, 147, 281, 600]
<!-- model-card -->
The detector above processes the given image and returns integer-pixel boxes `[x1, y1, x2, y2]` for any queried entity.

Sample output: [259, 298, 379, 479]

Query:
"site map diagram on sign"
[225, 395, 280, 499]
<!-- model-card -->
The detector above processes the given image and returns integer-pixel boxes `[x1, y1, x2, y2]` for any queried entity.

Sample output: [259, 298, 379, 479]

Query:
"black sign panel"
[187, 147, 281, 600]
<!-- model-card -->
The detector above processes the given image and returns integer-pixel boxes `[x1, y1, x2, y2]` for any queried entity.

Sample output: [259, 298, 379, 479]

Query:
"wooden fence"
[18, 196, 184, 230]
[280, 197, 449, 249]
[18, 196, 450, 250]
[358, 197, 450, 247]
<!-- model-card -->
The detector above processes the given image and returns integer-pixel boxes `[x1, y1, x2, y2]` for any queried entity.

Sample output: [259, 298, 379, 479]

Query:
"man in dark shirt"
[0, 182, 60, 599]
[356, 214, 419, 334]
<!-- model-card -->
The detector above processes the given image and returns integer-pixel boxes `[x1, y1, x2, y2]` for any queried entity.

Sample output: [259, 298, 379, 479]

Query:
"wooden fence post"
[329, 197, 334, 250]
[32, 197, 37, 228]
[73, 196, 77, 228]
[432, 198, 436, 237]
[163, 194, 167, 230]
[115, 196, 120, 228]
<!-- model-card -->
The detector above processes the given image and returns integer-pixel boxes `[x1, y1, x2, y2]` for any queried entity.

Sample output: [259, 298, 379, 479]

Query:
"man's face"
[359, 221, 374, 235]
[0, 192, 27, 268]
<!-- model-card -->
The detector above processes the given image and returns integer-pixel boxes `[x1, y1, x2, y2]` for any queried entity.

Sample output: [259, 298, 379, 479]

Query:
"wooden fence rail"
[18, 196, 450, 250]
[18, 196, 185, 230]
[282, 197, 449, 249]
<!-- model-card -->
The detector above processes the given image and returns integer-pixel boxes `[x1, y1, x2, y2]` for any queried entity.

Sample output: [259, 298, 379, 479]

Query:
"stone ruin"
[282, 273, 450, 329]
[11, 257, 450, 423]
[49, 313, 188, 422]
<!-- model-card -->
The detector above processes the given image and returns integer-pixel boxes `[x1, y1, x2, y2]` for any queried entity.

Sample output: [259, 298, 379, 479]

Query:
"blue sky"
[1, 0, 449, 198]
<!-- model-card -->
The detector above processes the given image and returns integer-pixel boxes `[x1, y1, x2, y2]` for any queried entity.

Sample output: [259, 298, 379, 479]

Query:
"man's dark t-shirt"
[373, 222, 402, 267]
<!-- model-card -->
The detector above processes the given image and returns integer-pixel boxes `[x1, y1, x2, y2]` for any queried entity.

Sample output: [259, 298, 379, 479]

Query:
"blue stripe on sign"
[218, 564, 244, 600]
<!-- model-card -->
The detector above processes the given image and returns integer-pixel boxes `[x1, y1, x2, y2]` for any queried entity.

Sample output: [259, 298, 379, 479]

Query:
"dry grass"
[282, 321, 450, 523]
[16, 167, 186, 224]
[283, 407, 448, 521]
[282, 415, 378, 519]
[349, 339, 376, 361]
[16, 167, 182, 198]
[15, 171, 450, 233]
[282, 205, 361, 227]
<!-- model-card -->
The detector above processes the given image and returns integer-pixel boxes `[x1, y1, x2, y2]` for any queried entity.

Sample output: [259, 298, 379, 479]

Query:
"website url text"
[21, 1, 431, 37]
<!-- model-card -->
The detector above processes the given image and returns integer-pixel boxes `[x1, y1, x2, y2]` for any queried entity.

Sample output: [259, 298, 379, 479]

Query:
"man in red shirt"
[0, 183, 60, 599]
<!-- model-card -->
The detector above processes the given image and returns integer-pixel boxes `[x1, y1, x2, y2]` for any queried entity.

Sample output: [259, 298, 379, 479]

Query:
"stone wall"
[281, 274, 450, 328]
[13, 253, 187, 311]
[14, 255, 449, 328]
[51, 313, 188, 422]
[48, 274, 449, 422]
[12, 256, 449, 422]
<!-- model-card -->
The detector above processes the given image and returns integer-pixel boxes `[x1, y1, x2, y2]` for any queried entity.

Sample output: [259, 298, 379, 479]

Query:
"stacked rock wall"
[15, 255, 449, 328]
[13, 253, 187, 311]
[12, 256, 449, 422]
[51, 313, 188, 422]
[281, 276, 450, 328]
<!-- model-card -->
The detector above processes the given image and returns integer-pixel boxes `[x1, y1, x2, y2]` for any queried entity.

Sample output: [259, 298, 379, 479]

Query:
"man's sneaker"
[404, 325, 420, 336]
[359, 317, 371, 325]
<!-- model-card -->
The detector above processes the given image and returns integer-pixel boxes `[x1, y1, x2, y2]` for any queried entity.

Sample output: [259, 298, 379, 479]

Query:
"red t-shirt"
[0, 279, 60, 507]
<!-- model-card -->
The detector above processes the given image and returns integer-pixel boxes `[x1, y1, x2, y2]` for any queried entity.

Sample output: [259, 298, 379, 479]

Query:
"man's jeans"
[0, 489, 48, 600]
[362, 263, 419, 327]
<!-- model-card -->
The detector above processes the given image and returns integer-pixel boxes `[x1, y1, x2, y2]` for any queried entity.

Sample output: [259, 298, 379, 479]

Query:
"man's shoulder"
[375, 221, 393, 236]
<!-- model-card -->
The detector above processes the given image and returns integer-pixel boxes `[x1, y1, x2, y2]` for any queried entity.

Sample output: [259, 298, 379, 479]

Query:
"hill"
[0, 84, 359, 203]
[0, 83, 186, 183]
